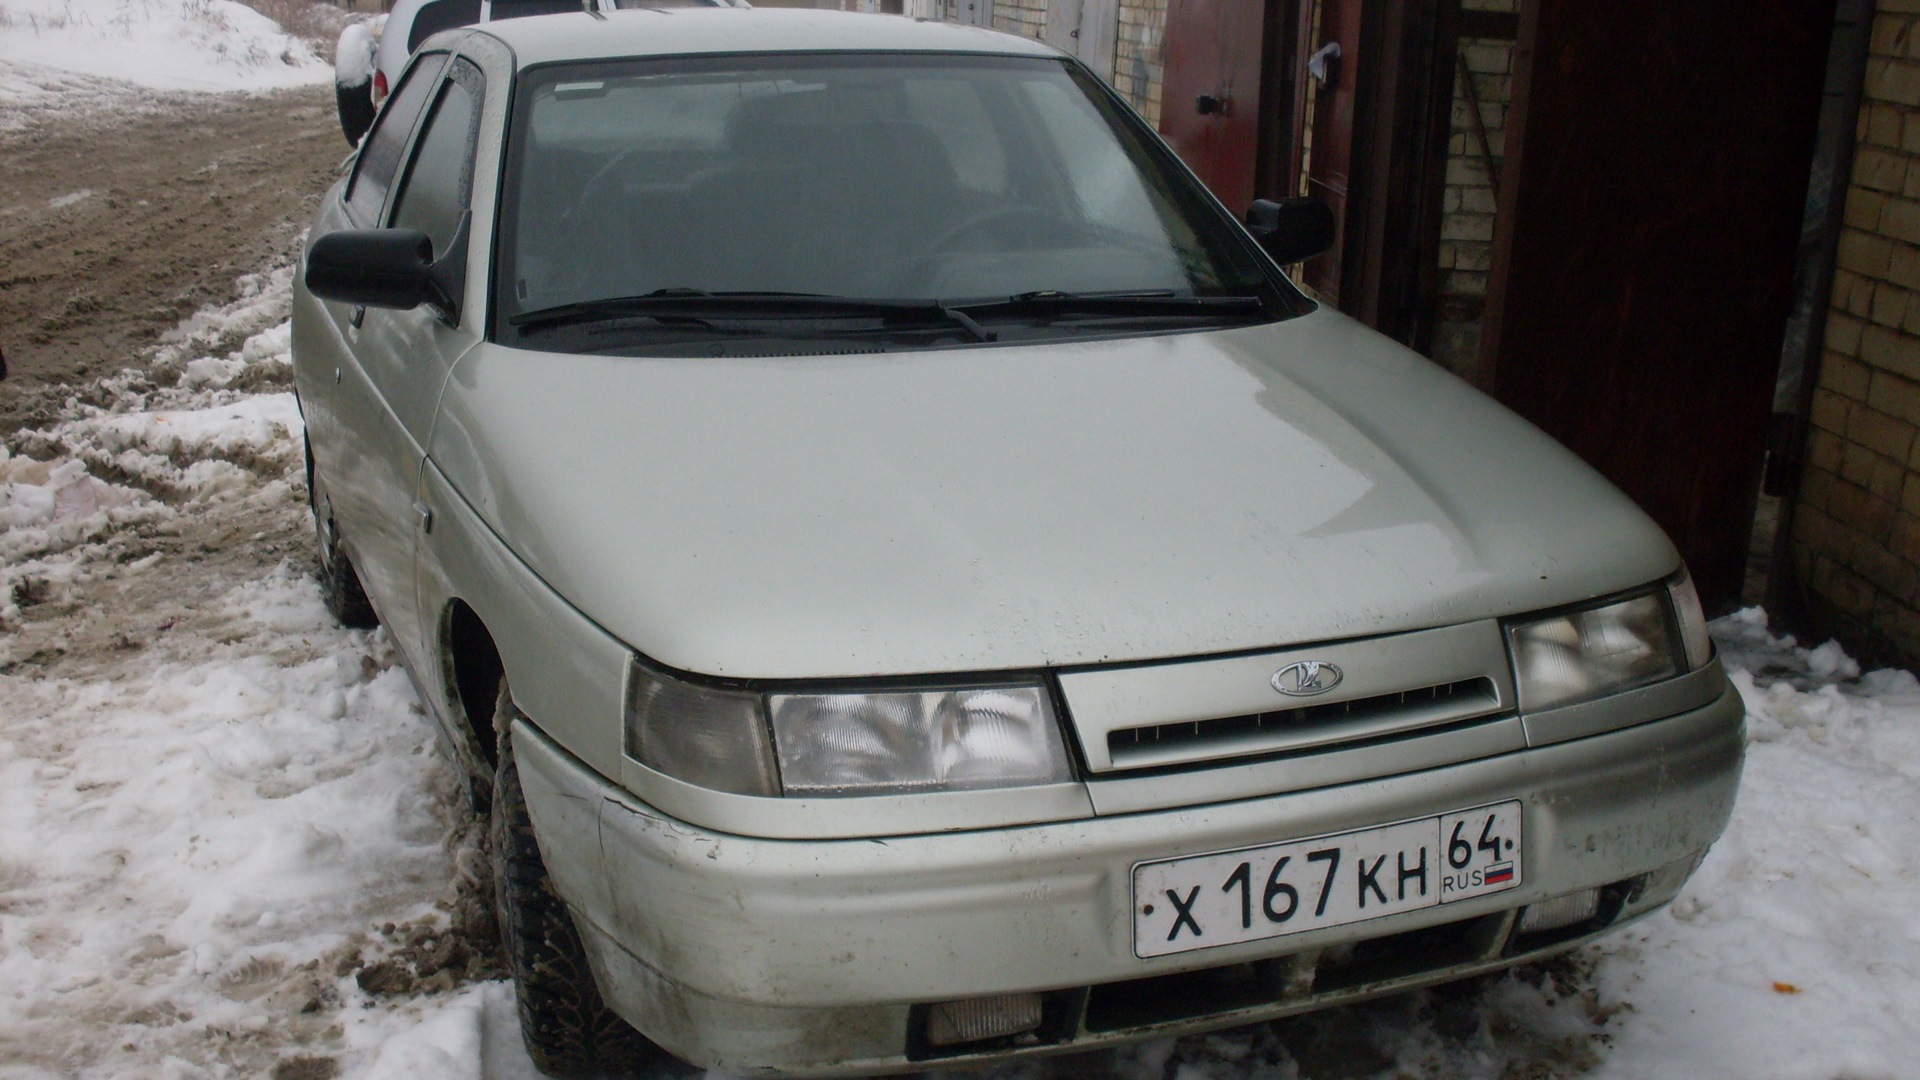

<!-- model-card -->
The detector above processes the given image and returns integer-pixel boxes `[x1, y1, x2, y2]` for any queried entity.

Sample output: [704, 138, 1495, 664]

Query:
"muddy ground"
[0, 81, 347, 680]
[0, 82, 344, 439]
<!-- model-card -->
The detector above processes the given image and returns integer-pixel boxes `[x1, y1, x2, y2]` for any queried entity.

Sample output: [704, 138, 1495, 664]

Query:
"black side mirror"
[1245, 198, 1335, 265]
[305, 211, 469, 324]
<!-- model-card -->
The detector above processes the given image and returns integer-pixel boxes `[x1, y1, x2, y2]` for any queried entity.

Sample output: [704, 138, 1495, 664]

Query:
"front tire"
[490, 687, 660, 1076]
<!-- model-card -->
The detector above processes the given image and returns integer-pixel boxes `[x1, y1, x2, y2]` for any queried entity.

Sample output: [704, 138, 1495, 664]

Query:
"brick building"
[1786, 0, 1920, 663]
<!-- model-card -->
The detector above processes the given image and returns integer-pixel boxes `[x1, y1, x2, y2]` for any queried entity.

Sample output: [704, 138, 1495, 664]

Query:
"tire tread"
[490, 690, 658, 1077]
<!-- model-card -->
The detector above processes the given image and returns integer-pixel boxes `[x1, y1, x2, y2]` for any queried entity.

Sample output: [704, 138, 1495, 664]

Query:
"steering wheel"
[918, 204, 1062, 257]
[896, 205, 1067, 292]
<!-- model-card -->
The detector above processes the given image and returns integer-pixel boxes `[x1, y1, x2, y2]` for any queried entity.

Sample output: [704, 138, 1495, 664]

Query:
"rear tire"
[320, 535, 378, 629]
[490, 687, 660, 1077]
[306, 440, 378, 630]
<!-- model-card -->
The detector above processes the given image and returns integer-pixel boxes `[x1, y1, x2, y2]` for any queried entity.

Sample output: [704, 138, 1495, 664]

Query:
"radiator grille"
[1105, 677, 1502, 770]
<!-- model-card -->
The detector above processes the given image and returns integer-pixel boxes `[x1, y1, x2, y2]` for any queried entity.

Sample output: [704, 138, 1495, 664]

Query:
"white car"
[295, 9, 1745, 1076]
[332, 0, 743, 144]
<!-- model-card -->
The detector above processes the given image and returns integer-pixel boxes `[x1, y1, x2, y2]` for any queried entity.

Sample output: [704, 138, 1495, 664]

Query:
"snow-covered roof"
[471, 7, 1063, 68]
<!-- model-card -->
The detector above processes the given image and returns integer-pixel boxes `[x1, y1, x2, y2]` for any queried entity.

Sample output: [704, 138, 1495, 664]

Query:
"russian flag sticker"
[1484, 862, 1515, 886]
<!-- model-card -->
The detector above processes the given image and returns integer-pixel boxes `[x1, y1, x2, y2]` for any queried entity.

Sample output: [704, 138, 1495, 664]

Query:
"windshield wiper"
[952, 290, 1269, 321]
[509, 291, 995, 341]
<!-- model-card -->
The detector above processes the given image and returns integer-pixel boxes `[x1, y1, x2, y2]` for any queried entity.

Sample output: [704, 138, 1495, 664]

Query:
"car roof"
[471, 7, 1064, 68]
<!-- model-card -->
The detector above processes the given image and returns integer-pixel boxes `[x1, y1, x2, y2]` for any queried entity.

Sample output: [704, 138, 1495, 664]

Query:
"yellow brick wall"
[1112, 0, 1167, 125]
[990, 0, 1048, 41]
[917, 0, 1167, 123]
[1790, 0, 1920, 657]
[1428, 0, 1517, 379]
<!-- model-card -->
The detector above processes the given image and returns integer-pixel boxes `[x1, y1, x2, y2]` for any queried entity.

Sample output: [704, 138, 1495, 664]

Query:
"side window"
[388, 59, 484, 256]
[344, 52, 451, 226]
[407, 0, 480, 51]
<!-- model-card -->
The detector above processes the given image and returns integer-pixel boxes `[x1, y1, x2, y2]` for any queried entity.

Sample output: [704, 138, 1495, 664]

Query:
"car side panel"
[417, 456, 629, 779]
[292, 188, 357, 524]
[332, 305, 470, 671]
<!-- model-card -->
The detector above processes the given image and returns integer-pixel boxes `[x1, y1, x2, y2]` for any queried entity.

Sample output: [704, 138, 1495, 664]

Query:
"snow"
[1573, 609, 1920, 1080]
[0, 278, 501, 1078]
[334, 17, 379, 87]
[0, 0, 330, 96]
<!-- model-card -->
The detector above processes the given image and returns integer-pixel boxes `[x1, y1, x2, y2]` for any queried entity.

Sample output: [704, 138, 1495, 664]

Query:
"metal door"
[956, 0, 992, 27]
[1158, 0, 1270, 215]
[1482, 0, 1834, 609]
[1298, 0, 1361, 304]
[1045, 0, 1120, 82]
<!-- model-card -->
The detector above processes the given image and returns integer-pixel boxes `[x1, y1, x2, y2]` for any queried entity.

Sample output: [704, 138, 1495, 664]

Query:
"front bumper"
[514, 684, 1744, 1076]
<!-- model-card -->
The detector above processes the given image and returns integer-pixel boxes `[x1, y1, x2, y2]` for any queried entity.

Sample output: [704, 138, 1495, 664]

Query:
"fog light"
[1517, 888, 1602, 933]
[926, 993, 1043, 1047]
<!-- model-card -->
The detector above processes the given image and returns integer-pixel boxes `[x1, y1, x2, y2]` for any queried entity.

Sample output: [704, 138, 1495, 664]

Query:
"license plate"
[1132, 801, 1523, 958]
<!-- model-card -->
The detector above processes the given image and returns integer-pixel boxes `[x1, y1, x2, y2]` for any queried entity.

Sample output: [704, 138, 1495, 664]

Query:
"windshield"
[493, 53, 1307, 354]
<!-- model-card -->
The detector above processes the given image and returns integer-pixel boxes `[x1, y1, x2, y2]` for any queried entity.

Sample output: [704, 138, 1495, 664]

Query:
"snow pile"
[334, 16, 379, 87]
[0, 270, 301, 624]
[0, 447, 167, 567]
[0, 274, 506, 1078]
[1578, 608, 1920, 1079]
[32, 393, 305, 501]
[154, 265, 298, 370]
[0, 0, 331, 94]
[0, 567, 491, 1078]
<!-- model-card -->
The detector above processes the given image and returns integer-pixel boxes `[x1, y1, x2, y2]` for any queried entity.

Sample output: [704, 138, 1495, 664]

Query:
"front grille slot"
[1105, 678, 1500, 770]
[1082, 910, 1511, 1035]
[1083, 958, 1293, 1033]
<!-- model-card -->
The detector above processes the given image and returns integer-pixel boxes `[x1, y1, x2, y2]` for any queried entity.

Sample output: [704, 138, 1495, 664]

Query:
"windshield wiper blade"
[955, 291, 1268, 321]
[509, 292, 817, 330]
[509, 291, 997, 341]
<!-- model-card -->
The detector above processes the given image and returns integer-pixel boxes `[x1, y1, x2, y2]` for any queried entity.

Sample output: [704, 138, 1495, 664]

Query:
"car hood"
[431, 307, 1677, 679]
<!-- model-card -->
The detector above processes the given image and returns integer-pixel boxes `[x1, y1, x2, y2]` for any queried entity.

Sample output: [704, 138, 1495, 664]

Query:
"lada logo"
[1271, 660, 1343, 697]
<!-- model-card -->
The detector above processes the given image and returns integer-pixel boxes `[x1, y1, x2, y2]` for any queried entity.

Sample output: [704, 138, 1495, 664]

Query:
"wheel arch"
[417, 457, 630, 781]
[444, 598, 506, 769]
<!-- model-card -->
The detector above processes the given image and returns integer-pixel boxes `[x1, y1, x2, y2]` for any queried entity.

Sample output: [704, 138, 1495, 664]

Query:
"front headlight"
[770, 684, 1072, 796]
[1507, 587, 1682, 713]
[625, 658, 1074, 797]
[625, 657, 780, 797]
[1666, 567, 1713, 671]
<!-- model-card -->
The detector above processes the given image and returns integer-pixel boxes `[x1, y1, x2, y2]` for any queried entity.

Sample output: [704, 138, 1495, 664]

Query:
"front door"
[334, 57, 486, 670]
[1158, 0, 1269, 216]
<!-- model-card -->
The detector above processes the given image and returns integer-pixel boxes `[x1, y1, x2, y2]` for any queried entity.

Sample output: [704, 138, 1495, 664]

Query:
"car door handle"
[412, 499, 434, 535]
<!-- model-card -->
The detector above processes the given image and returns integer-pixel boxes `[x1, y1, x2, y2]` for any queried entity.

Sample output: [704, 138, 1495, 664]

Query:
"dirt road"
[0, 83, 344, 438]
